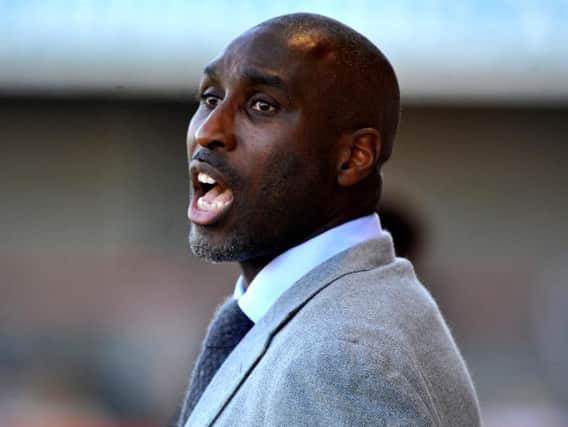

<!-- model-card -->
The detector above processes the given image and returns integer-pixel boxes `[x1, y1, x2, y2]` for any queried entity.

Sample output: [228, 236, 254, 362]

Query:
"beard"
[189, 150, 328, 263]
[189, 225, 268, 262]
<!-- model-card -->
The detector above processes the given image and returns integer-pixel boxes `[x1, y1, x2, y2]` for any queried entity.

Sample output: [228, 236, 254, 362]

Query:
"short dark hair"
[259, 13, 400, 166]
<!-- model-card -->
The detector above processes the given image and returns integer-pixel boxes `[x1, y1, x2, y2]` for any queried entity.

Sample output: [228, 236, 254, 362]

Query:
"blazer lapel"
[185, 234, 395, 427]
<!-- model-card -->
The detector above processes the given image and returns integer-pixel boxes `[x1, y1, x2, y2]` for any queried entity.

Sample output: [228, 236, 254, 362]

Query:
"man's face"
[187, 27, 340, 262]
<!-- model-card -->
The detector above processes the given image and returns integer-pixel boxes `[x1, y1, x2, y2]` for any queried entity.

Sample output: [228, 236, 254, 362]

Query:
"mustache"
[191, 150, 243, 188]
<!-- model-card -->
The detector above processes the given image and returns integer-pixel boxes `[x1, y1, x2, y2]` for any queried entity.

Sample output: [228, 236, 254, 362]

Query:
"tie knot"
[205, 299, 254, 349]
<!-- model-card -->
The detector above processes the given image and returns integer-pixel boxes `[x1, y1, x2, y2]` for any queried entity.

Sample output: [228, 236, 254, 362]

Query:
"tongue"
[189, 183, 234, 225]
[202, 184, 233, 203]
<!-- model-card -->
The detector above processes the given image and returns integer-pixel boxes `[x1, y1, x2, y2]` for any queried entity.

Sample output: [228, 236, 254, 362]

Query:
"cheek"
[259, 149, 306, 195]
[234, 131, 285, 176]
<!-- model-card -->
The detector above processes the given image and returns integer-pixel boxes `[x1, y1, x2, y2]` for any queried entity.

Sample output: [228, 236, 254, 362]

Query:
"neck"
[238, 209, 372, 285]
[239, 255, 273, 287]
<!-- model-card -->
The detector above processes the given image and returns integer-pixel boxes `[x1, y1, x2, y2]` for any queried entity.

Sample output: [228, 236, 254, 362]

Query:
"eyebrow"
[240, 68, 287, 91]
[203, 64, 287, 92]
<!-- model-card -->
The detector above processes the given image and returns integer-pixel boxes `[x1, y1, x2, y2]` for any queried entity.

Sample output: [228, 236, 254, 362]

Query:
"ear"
[336, 128, 381, 187]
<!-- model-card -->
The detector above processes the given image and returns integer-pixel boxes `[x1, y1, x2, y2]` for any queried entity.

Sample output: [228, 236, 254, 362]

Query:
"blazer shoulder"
[269, 257, 481, 426]
[299, 257, 440, 348]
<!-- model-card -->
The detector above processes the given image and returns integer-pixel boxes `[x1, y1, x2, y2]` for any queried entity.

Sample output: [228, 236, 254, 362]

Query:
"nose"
[193, 102, 237, 151]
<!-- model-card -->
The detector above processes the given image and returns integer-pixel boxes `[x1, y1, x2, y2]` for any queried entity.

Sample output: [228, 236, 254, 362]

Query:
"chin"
[189, 225, 253, 263]
[189, 222, 285, 264]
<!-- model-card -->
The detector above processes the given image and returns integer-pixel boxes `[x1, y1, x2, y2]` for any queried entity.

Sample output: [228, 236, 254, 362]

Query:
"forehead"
[204, 26, 336, 88]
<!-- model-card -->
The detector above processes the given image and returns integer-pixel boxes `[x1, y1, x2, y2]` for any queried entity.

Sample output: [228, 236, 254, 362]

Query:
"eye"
[200, 93, 221, 109]
[251, 99, 276, 114]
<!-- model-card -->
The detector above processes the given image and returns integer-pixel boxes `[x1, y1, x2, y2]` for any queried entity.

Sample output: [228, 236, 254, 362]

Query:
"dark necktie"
[178, 299, 254, 426]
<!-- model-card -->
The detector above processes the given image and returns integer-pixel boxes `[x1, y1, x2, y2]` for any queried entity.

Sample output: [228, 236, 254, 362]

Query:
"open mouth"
[189, 167, 235, 225]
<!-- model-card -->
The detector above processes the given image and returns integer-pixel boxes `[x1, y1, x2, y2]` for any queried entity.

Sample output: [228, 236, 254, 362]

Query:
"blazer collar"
[185, 233, 396, 427]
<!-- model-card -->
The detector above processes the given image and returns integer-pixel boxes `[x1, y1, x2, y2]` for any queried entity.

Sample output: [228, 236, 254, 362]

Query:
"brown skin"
[187, 24, 381, 285]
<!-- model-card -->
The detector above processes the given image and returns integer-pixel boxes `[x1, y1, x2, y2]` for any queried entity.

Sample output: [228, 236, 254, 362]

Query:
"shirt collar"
[233, 213, 383, 323]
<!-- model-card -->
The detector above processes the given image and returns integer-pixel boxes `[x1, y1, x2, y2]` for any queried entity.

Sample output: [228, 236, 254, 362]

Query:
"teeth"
[197, 197, 230, 211]
[197, 172, 216, 185]
[197, 197, 209, 210]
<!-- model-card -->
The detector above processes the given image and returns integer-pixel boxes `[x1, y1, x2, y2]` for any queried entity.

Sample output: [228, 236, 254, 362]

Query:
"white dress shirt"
[233, 213, 383, 323]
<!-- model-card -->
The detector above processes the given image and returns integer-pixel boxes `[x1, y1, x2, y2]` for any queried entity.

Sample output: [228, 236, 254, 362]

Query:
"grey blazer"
[183, 234, 481, 426]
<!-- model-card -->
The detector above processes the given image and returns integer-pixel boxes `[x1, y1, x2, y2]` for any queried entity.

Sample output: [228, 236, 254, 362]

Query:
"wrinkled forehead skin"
[230, 23, 338, 63]
[211, 23, 344, 112]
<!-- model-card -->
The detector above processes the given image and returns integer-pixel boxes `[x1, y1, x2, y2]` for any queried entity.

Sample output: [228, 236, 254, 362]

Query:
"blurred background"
[1, 1, 567, 426]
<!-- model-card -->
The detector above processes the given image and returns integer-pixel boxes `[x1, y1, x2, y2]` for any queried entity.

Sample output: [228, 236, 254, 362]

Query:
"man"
[179, 13, 481, 427]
